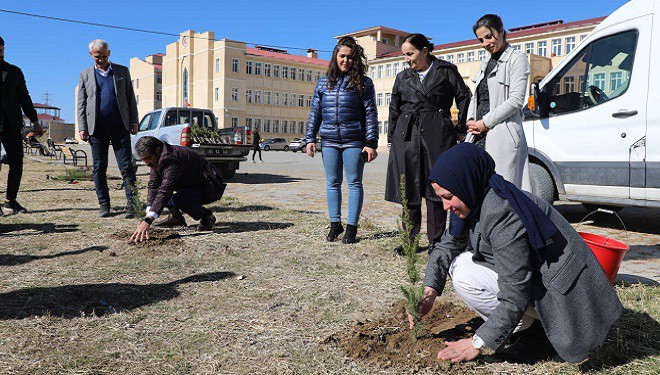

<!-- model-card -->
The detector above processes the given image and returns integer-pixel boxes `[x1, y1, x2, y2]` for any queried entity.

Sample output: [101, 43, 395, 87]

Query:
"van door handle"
[612, 109, 638, 118]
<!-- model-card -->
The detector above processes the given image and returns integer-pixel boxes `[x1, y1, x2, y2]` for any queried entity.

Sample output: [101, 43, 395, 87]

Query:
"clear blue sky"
[1, 0, 627, 122]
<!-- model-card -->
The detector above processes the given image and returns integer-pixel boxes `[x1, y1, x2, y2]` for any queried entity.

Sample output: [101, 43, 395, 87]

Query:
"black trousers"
[89, 126, 136, 206]
[403, 198, 447, 246]
[252, 147, 261, 161]
[0, 123, 24, 202]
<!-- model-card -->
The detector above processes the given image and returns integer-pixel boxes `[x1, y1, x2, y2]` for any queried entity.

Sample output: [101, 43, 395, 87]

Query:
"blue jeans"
[321, 147, 365, 226]
[89, 127, 136, 206]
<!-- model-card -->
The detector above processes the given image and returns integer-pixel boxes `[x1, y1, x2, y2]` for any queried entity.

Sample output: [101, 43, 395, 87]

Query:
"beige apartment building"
[116, 17, 604, 146]
[348, 17, 605, 146]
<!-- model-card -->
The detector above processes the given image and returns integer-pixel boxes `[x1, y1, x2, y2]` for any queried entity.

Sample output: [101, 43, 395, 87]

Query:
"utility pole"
[43, 91, 51, 106]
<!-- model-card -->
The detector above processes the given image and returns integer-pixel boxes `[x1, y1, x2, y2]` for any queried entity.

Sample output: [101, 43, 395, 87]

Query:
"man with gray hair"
[77, 39, 139, 218]
[130, 136, 226, 243]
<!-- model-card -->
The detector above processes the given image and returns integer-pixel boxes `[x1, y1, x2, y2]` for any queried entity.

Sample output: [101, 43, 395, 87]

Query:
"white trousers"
[449, 251, 539, 333]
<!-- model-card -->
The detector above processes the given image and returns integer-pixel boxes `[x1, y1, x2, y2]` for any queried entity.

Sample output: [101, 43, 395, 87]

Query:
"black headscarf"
[429, 143, 558, 250]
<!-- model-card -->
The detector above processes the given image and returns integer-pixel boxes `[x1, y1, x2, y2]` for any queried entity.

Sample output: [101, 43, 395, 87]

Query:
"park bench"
[60, 146, 88, 167]
[47, 139, 63, 160]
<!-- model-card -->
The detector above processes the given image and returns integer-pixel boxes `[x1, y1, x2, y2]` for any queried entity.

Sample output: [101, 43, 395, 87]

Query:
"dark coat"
[252, 131, 261, 150]
[306, 75, 379, 149]
[0, 61, 39, 131]
[424, 190, 623, 362]
[146, 143, 226, 215]
[385, 59, 471, 204]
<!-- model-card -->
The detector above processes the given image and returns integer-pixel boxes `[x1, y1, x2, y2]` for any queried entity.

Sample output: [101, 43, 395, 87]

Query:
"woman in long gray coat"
[385, 34, 471, 253]
[407, 143, 622, 364]
[466, 14, 531, 190]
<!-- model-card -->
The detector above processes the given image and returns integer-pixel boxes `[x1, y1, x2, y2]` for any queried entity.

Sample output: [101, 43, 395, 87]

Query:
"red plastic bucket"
[579, 232, 629, 285]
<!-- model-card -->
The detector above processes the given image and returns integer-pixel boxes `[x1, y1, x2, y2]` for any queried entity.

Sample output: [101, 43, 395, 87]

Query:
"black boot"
[495, 319, 556, 364]
[342, 224, 358, 244]
[326, 222, 344, 242]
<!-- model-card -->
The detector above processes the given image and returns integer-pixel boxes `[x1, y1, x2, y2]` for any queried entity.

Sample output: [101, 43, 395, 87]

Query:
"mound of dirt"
[326, 301, 482, 371]
[110, 229, 183, 248]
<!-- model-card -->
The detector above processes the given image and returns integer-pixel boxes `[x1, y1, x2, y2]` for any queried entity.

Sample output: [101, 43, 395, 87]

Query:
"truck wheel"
[264, 145, 270, 151]
[218, 164, 236, 180]
[530, 163, 556, 205]
[284, 146, 289, 151]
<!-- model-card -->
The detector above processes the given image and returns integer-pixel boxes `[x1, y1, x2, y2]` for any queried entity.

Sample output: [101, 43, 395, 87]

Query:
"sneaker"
[4, 200, 28, 214]
[153, 214, 187, 227]
[251, 160, 256, 163]
[98, 204, 111, 218]
[259, 160, 264, 163]
[197, 213, 216, 231]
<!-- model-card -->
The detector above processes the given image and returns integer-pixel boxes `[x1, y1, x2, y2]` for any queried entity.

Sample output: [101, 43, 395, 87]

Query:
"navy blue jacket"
[306, 75, 379, 149]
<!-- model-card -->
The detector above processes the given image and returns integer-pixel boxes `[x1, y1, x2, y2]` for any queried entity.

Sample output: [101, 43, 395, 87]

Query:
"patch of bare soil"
[327, 301, 482, 371]
[109, 229, 183, 249]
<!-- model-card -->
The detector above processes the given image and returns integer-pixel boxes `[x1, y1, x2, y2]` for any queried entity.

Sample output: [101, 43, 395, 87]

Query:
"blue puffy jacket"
[306, 75, 379, 149]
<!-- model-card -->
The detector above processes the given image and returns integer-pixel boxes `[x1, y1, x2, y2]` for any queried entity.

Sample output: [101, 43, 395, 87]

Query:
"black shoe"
[124, 207, 136, 219]
[197, 213, 216, 231]
[153, 214, 187, 227]
[495, 320, 556, 364]
[4, 200, 28, 214]
[326, 222, 344, 242]
[99, 204, 111, 218]
[342, 224, 358, 244]
[392, 245, 405, 257]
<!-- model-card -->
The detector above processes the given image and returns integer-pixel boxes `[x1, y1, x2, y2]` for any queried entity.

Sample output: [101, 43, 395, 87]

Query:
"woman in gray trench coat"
[466, 14, 531, 190]
[385, 34, 471, 254]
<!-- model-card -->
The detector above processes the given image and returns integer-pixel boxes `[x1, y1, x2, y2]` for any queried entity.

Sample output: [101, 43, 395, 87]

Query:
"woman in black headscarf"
[385, 33, 471, 254]
[407, 143, 622, 364]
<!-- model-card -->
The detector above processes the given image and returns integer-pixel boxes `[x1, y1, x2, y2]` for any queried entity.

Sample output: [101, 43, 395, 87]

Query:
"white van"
[525, 0, 659, 209]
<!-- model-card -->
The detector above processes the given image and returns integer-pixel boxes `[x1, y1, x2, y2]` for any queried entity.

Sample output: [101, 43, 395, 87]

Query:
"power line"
[0, 8, 332, 53]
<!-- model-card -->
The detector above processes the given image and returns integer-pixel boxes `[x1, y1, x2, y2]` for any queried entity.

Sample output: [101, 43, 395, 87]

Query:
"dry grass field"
[0, 158, 658, 374]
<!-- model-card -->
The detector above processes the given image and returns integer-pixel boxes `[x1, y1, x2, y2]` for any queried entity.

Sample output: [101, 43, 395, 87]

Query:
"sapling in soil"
[397, 175, 424, 339]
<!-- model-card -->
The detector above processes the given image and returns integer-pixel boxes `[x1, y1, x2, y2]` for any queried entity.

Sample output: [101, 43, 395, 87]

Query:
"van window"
[164, 110, 178, 127]
[149, 111, 162, 130]
[543, 30, 638, 116]
[138, 113, 153, 132]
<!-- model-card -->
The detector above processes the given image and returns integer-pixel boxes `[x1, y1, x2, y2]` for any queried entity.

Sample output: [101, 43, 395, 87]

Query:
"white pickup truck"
[131, 107, 253, 179]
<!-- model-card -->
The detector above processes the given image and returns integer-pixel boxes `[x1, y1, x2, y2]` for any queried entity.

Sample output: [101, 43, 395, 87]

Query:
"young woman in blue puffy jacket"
[305, 36, 379, 244]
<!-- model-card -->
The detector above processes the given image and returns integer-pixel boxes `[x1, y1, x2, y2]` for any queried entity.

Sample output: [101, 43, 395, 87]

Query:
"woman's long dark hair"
[403, 33, 436, 64]
[326, 36, 368, 94]
[473, 14, 507, 40]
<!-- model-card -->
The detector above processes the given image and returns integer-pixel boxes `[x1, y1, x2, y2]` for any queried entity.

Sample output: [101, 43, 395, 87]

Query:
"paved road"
[69, 144, 660, 283]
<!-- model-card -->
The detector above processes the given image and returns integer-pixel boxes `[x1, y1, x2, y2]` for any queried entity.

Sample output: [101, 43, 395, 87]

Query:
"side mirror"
[527, 83, 547, 118]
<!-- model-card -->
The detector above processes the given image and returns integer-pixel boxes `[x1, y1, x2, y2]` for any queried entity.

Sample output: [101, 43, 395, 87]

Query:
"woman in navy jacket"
[306, 36, 379, 244]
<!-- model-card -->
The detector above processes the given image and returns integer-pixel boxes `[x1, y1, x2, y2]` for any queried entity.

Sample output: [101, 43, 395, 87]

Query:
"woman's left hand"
[467, 119, 488, 136]
[437, 338, 481, 363]
[362, 147, 378, 163]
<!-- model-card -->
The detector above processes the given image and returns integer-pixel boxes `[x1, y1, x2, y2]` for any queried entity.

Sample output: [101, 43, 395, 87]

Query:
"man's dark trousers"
[0, 121, 23, 201]
[89, 126, 136, 206]
[167, 183, 225, 220]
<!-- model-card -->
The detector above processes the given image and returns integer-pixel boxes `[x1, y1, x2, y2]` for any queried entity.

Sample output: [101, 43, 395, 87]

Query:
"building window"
[264, 63, 271, 77]
[214, 88, 219, 102]
[565, 37, 576, 54]
[299, 121, 305, 134]
[446, 54, 454, 63]
[255, 118, 262, 132]
[467, 51, 475, 62]
[265, 91, 271, 105]
[457, 53, 465, 63]
[246, 60, 253, 74]
[306, 69, 312, 81]
[512, 44, 521, 52]
[610, 71, 623, 91]
[275, 120, 281, 133]
[270, 120, 277, 133]
[273, 64, 280, 78]
[182, 68, 188, 105]
[136, 94, 139, 102]
[282, 121, 287, 133]
[551, 39, 562, 56]
[525, 42, 534, 54]
[377, 65, 383, 78]
[378, 121, 382, 134]
[299, 68, 305, 81]
[246, 89, 253, 103]
[232, 58, 239, 72]
[315, 71, 321, 81]
[231, 88, 239, 101]
[254, 90, 262, 104]
[246, 118, 253, 130]
[306, 95, 312, 107]
[377, 93, 383, 106]
[386, 64, 392, 77]
[255, 62, 262, 75]
[289, 93, 296, 106]
[274, 92, 280, 105]
[393, 63, 400, 76]
[265, 119, 272, 133]
[283, 93, 288, 106]
[382, 37, 388, 45]
[231, 117, 239, 128]
[282, 66, 289, 79]
[215, 58, 220, 72]
[298, 94, 304, 107]
[156, 74, 162, 84]
[537, 41, 547, 57]
[291, 67, 297, 80]
[593, 73, 606, 90]
[383, 121, 389, 135]
[385, 92, 391, 106]
[156, 91, 162, 101]
[370, 66, 376, 79]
